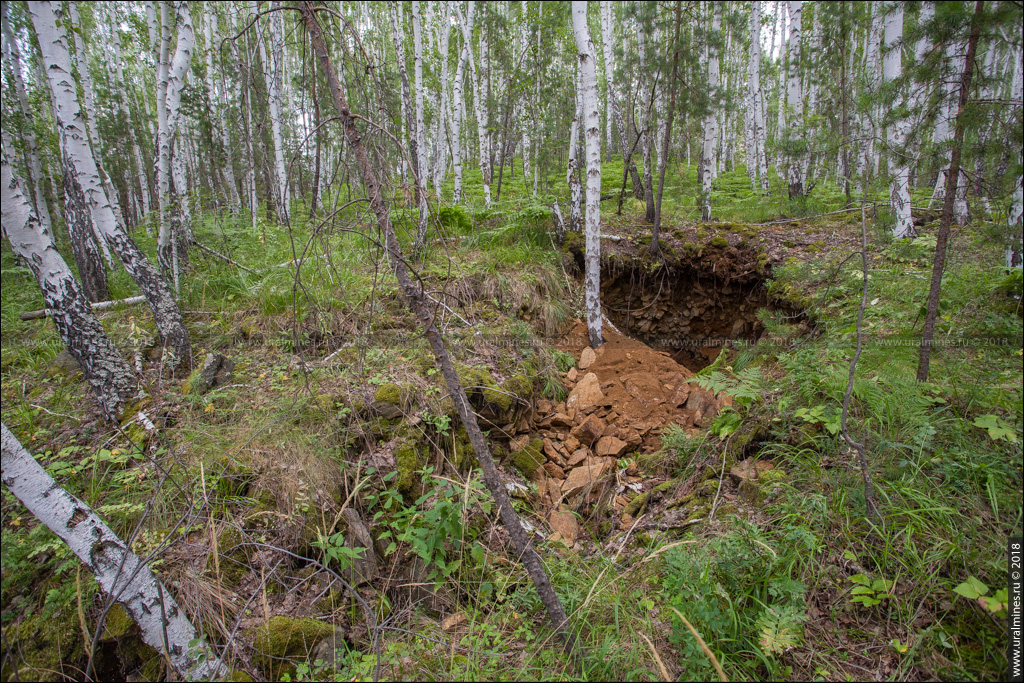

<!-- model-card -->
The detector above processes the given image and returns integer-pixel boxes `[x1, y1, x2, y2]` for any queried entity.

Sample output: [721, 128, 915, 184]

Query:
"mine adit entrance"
[599, 247, 786, 372]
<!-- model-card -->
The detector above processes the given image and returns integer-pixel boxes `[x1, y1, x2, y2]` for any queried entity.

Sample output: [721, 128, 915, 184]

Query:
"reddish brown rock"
[566, 372, 604, 415]
[561, 463, 608, 498]
[595, 435, 629, 458]
[567, 448, 590, 467]
[579, 347, 597, 370]
[548, 511, 579, 545]
[544, 462, 566, 479]
[566, 367, 578, 382]
[570, 414, 606, 446]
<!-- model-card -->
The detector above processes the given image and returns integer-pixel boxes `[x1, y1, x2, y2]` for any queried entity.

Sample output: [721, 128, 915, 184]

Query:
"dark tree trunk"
[62, 167, 109, 303]
[918, 0, 984, 382]
[301, 2, 577, 657]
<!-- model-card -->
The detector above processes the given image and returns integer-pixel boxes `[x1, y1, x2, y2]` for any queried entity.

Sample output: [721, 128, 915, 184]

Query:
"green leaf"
[952, 575, 989, 600]
[972, 414, 1019, 443]
[850, 586, 875, 595]
[848, 574, 870, 586]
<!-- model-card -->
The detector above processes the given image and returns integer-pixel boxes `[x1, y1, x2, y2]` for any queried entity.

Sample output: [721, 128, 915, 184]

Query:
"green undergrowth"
[1, 171, 1021, 681]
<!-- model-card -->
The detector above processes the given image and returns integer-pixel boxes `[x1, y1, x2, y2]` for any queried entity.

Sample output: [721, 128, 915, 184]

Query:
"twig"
[192, 241, 260, 275]
[840, 203, 881, 523]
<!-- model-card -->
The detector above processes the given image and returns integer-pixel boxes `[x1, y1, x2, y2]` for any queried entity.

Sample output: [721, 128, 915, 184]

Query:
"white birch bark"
[2, 138, 135, 418]
[568, 64, 583, 234]
[785, 1, 804, 198]
[30, 0, 191, 366]
[601, 1, 613, 153]
[412, 0, 428, 248]
[745, 2, 760, 190]
[267, 2, 290, 224]
[205, 7, 241, 210]
[883, 2, 913, 238]
[457, 2, 492, 206]
[452, 41, 468, 203]
[1, 9, 52, 230]
[109, 6, 152, 218]
[433, 5, 452, 194]
[701, 3, 722, 221]
[68, 2, 117, 266]
[775, 2, 788, 180]
[572, 1, 603, 348]
[601, 0, 643, 199]
[156, 1, 195, 289]
[1007, 44, 1023, 268]
[1, 424, 226, 680]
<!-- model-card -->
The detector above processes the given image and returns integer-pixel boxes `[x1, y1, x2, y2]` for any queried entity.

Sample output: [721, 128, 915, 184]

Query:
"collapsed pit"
[600, 252, 780, 372]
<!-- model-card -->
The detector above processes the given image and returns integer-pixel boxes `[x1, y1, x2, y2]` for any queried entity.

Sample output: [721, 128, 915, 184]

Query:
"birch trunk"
[156, 1, 195, 289]
[785, 0, 804, 199]
[775, 2, 788, 179]
[69, 1, 121, 263]
[1, 424, 226, 680]
[700, 3, 722, 221]
[31, 0, 191, 367]
[109, 6, 152, 218]
[433, 5, 452, 194]
[573, 1, 603, 349]
[2, 140, 135, 418]
[267, 2, 290, 225]
[1, 9, 53, 231]
[568, 65, 584, 235]
[637, 4, 656, 222]
[389, 1, 422, 207]
[300, 5, 577, 655]
[452, 42, 468, 203]
[883, 1, 913, 238]
[745, 2, 760, 190]
[458, 2, 492, 207]
[601, 1, 643, 199]
[412, 0, 429, 250]
[205, 7, 241, 210]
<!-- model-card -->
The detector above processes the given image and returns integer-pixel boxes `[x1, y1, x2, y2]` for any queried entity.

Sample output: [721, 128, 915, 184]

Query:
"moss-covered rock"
[710, 236, 730, 249]
[449, 426, 477, 471]
[395, 439, 426, 497]
[247, 616, 336, 681]
[509, 438, 544, 478]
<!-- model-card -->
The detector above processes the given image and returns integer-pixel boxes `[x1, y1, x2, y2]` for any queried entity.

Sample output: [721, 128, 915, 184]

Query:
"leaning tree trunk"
[30, 1, 191, 367]
[883, 2, 914, 238]
[299, 2, 577, 655]
[2, 139, 135, 419]
[573, 0, 604, 349]
[918, 0, 984, 382]
[1, 424, 226, 680]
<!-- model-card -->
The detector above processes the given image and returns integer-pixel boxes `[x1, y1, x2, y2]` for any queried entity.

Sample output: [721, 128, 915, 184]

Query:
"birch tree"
[155, 1, 195, 289]
[389, 1, 421, 206]
[1, 6, 52, 232]
[452, 38, 468, 203]
[204, 6, 240, 210]
[109, 3, 152, 219]
[785, 0, 804, 199]
[266, 1, 290, 225]
[601, 1, 642, 199]
[567, 64, 583, 234]
[701, 2, 722, 221]
[30, 0, 191, 367]
[572, 0, 603, 349]
[412, 0, 429, 250]
[2, 139, 135, 418]
[1, 424, 226, 680]
[883, 1, 914, 238]
[457, 1, 492, 207]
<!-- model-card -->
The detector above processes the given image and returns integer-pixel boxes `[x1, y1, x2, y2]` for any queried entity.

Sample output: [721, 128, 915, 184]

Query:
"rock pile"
[514, 323, 732, 543]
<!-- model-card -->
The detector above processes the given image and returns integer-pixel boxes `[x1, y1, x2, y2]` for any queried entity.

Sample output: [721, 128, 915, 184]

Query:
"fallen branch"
[192, 240, 260, 275]
[20, 295, 148, 321]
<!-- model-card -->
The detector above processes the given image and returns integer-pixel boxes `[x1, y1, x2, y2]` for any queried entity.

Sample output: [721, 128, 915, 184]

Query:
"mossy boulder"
[182, 353, 235, 395]
[508, 438, 544, 478]
[247, 616, 336, 681]
[710, 236, 729, 249]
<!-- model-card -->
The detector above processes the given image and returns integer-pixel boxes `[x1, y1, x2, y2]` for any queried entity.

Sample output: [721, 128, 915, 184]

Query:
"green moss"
[710, 236, 729, 249]
[450, 427, 477, 471]
[373, 383, 404, 405]
[395, 439, 425, 496]
[624, 491, 651, 517]
[806, 240, 826, 253]
[1, 610, 83, 682]
[104, 604, 134, 639]
[509, 438, 544, 477]
[247, 616, 336, 681]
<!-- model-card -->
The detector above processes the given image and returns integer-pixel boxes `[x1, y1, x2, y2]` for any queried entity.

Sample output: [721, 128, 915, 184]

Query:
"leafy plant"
[848, 574, 895, 607]
[953, 576, 1009, 617]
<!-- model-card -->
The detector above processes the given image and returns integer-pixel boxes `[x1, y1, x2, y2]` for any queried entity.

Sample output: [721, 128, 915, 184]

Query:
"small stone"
[548, 511, 579, 545]
[567, 448, 590, 467]
[509, 435, 530, 453]
[543, 463, 566, 479]
[542, 439, 566, 466]
[595, 435, 629, 458]
[536, 399, 553, 414]
[562, 463, 608, 498]
[570, 414, 606, 446]
[566, 367, 578, 382]
[563, 435, 580, 452]
[547, 478, 563, 505]
[579, 347, 597, 370]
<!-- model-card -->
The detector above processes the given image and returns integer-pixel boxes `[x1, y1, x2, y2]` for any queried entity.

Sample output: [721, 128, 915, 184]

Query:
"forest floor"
[1, 165, 1021, 682]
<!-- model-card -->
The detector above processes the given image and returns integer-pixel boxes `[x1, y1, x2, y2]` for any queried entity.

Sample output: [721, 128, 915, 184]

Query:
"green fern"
[755, 605, 807, 655]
